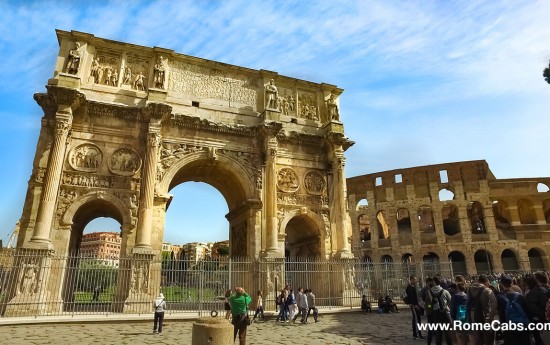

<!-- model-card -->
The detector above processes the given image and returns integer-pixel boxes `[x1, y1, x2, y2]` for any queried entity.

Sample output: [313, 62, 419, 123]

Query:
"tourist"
[496, 275, 530, 345]
[467, 275, 497, 345]
[286, 288, 297, 320]
[229, 286, 252, 345]
[378, 295, 388, 313]
[384, 295, 398, 313]
[224, 289, 232, 320]
[276, 288, 288, 322]
[361, 294, 372, 314]
[450, 282, 468, 345]
[153, 292, 166, 334]
[292, 287, 308, 324]
[421, 277, 435, 344]
[524, 273, 550, 345]
[428, 276, 452, 345]
[306, 288, 319, 322]
[92, 286, 101, 302]
[253, 290, 264, 322]
[404, 275, 424, 340]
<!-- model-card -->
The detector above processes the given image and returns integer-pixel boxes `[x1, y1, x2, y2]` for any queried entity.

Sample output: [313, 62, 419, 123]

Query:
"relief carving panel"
[304, 170, 326, 195]
[297, 91, 319, 121]
[69, 143, 102, 172]
[122, 54, 149, 91]
[89, 50, 122, 86]
[108, 148, 141, 176]
[277, 86, 296, 116]
[277, 167, 299, 193]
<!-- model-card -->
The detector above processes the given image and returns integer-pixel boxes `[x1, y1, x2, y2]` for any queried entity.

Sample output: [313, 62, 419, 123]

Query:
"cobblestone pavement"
[1, 311, 424, 345]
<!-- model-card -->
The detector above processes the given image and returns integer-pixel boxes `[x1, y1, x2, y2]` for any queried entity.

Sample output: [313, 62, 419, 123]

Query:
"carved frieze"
[219, 149, 261, 177]
[297, 91, 319, 121]
[277, 167, 299, 193]
[108, 148, 141, 176]
[33, 167, 46, 183]
[16, 258, 41, 295]
[62, 171, 113, 189]
[277, 192, 328, 208]
[319, 211, 331, 237]
[114, 191, 139, 227]
[170, 114, 257, 137]
[123, 54, 149, 91]
[168, 61, 258, 110]
[89, 50, 122, 86]
[69, 143, 102, 172]
[56, 188, 79, 219]
[130, 261, 150, 294]
[87, 101, 142, 121]
[157, 143, 205, 181]
[304, 170, 326, 195]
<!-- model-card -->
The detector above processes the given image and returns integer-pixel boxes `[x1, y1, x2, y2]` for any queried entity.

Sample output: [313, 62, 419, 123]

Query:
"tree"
[544, 60, 550, 85]
[76, 260, 118, 292]
[217, 245, 229, 257]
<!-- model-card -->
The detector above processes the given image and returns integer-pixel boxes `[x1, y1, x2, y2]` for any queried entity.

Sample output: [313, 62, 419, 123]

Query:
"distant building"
[80, 232, 121, 266]
[181, 242, 212, 262]
[211, 240, 230, 258]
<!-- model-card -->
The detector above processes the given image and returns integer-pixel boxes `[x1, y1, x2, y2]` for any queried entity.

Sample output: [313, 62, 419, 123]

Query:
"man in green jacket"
[229, 286, 252, 345]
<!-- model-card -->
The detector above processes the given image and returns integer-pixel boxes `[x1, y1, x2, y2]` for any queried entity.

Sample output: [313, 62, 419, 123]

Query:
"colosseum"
[347, 159, 550, 276]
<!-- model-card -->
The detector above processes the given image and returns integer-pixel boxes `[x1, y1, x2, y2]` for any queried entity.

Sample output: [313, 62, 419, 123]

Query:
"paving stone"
[2, 311, 426, 345]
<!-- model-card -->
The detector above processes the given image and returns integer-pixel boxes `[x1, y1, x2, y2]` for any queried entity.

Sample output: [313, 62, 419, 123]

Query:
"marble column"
[265, 138, 279, 255]
[134, 124, 161, 251]
[328, 139, 352, 258]
[31, 113, 72, 246]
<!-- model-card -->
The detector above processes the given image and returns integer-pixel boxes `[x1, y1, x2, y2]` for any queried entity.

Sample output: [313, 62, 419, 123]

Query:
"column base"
[4, 294, 63, 317]
[334, 250, 354, 259]
[123, 293, 153, 314]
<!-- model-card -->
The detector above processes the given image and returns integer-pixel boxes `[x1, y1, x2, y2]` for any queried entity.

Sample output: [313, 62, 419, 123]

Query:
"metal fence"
[0, 249, 453, 318]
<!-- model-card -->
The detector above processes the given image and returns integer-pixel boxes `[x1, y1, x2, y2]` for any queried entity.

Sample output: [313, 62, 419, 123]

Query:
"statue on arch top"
[326, 93, 339, 121]
[265, 79, 279, 110]
[65, 42, 82, 75]
[153, 56, 167, 89]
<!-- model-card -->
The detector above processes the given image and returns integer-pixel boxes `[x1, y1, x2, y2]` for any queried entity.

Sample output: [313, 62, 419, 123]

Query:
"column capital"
[46, 85, 86, 112]
[143, 102, 172, 122]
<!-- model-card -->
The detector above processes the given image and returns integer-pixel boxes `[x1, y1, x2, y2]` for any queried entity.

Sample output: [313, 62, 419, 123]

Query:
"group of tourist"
[404, 272, 550, 345]
[275, 284, 319, 324]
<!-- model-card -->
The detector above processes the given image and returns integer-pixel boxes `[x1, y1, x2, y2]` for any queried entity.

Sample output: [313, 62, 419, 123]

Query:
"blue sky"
[1, 1, 549, 246]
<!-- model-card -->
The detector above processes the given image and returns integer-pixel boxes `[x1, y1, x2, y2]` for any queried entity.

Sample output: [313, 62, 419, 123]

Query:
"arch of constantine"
[3, 30, 549, 318]
[3, 30, 354, 316]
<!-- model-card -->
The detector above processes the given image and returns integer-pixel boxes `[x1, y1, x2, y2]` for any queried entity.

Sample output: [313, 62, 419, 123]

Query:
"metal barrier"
[0, 249, 453, 318]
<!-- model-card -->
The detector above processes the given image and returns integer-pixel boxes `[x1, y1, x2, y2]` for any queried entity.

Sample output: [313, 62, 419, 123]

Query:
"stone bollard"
[192, 317, 233, 345]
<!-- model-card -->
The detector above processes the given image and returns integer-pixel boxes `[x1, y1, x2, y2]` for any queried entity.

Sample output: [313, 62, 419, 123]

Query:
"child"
[253, 290, 264, 321]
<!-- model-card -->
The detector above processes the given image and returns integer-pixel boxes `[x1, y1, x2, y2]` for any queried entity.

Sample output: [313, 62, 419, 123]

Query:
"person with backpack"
[450, 282, 468, 345]
[467, 275, 497, 345]
[427, 276, 453, 345]
[524, 272, 550, 345]
[405, 275, 425, 340]
[496, 275, 530, 345]
[276, 288, 288, 322]
[421, 277, 435, 345]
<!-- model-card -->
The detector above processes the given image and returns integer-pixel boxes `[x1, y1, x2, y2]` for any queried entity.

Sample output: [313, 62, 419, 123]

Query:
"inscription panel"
[168, 61, 258, 110]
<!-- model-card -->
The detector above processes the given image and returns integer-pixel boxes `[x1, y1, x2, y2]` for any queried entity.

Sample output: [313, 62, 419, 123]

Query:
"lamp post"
[476, 219, 492, 274]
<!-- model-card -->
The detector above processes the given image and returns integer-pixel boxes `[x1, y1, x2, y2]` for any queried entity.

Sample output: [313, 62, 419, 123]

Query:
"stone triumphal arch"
[6, 30, 354, 315]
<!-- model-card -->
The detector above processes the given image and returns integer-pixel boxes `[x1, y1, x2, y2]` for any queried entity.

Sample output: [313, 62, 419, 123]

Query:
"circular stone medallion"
[277, 167, 300, 193]
[69, 143, 102, 172]
[108, 148, 141, 176]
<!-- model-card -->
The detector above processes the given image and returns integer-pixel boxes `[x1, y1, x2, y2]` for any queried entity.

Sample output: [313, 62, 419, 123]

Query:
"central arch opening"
[284, 215, 321, 258]
[166, 158, 251, 258]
